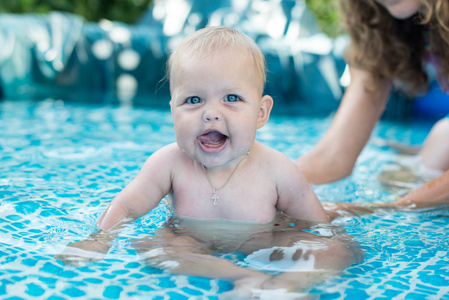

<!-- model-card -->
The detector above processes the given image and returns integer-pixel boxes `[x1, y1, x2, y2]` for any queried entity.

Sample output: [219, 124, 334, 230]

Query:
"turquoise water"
[1, 99, 448, 299]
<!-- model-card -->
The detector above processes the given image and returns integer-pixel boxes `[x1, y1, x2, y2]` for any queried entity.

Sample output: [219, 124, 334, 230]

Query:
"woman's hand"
[392, 170, 449, 208]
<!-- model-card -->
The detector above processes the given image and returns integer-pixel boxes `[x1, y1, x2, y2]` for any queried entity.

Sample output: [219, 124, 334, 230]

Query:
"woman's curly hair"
[340, 0, 449, 94]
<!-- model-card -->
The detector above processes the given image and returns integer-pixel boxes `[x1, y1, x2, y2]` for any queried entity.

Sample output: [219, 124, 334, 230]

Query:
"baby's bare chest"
[170, 171, 279, 223]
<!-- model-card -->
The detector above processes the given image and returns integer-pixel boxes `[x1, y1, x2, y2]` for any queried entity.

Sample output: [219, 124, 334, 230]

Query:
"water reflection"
[133, 213, 363, 297]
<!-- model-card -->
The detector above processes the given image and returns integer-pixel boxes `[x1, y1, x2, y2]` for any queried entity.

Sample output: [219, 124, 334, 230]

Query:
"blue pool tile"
[340, 274, 361, 280]
[15, 201, 39, 215]
[22, 258, 38, 267]
[124, 262, 140, 269]
[415, 288, 437, 296]
[83, 277, 103, 284]
[11, 276, 27, 282]
[0, 282, 6, 296]
[216, 280, 233, 293]
[1, 278, 13, 287]
[350, 267, 366, 275]
[139, 265, 163, 274]
[319, 292, 341, 299]
[40, 210, 53, 217]
[396, 277, 412, 284]
[405, 292, 429, 299]
[416, 253, 438, 262]
[419, 272, 447, 286]
[78, 266, 95, 273]
[3, 269, 20, 275]
[348, 280, 371, 289]
[381, 246, 401, 253]
[181, 286, 202, 296]
[25, 283, 45, 297]
[385, 280, 409, 290]
[187, 276, 212, 290]
[47, 295, 66, 300]
[365, 261, 384, 270]
[2, 225, 16, 232]
[68, 280, 86, 288]
[61, 286, 86, 297]
[34, 255, 49, 260]
[416, 283, 438, 293]
[158, 277, 176, 288]
[3, 247, 20, 255]
[129, 273, 144, 279]
[38, 276, 57, 285]
[344, 288, 369, 299]
[5, 215, 21, 221]
[40, 262, 63, 274]
[10, 222, 27, 230]
[403, 239, 425, 247]
[59, 270, 78, 278]
[111, 269, 129, 275]
[101, 273, 117, 280]
[136, 285, 154, 292]
[103, 285, 123, 299]
[397, 270, 412, 276]
[166, 292, 188, 299]
[382, 289, 403, 298]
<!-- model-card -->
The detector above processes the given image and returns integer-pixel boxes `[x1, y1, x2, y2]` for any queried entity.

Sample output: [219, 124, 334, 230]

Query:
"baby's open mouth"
[197, 131, 228, 149]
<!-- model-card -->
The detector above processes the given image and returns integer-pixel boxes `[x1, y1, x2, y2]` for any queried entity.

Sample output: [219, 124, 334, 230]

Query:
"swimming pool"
[1, 99, 448, 299]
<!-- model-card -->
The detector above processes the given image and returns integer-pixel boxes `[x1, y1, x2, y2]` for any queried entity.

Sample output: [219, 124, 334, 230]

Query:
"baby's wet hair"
[167, 26, 266, 94]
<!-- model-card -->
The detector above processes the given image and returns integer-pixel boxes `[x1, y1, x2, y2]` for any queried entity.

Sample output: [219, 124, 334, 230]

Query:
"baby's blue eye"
[226, 94, 240, 102]
[186, 96, 201, 104]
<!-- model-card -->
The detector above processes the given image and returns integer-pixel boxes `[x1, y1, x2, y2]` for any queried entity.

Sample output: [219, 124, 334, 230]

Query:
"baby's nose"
[203, 104, 222, 121]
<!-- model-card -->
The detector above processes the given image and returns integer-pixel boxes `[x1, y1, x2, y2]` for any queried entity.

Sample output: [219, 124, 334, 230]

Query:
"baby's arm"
[275, 154, 328, 223]
[96, 144, 177, 230]
[271, 155, 364, 284]
[57, 144, 178, 263]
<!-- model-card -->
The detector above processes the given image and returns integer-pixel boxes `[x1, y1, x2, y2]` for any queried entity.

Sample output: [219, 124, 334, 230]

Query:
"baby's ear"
[257, 95, 273, 129]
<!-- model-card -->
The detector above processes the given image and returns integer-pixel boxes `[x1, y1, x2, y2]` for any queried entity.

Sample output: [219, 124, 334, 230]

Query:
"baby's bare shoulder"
[148, 143, 185, 161]
[254, 142, 298, 171]
[140, 143, 187, 175]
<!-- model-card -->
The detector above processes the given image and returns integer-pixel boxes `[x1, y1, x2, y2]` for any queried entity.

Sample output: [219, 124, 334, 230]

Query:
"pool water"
[1, 99, 448, 299]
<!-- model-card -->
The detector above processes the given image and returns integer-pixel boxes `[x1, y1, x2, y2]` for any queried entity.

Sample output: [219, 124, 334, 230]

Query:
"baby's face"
[170, 48, 268, 169]
[374, 0, 422, 19]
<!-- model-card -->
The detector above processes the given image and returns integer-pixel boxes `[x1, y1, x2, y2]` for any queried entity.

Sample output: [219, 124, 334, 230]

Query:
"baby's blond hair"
[167, 26, 266, 94]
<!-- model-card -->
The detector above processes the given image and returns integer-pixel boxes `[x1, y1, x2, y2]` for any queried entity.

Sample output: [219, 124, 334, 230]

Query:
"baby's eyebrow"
[218, 88, 243, 95]
[222, 86, 240, 92]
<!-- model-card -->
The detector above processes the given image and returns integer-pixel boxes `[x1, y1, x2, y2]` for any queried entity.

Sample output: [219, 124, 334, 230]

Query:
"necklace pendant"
[211, 189, 219, 206]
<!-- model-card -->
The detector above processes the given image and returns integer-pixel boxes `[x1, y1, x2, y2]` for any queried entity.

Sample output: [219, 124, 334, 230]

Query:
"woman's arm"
[296, 68, 391, 184]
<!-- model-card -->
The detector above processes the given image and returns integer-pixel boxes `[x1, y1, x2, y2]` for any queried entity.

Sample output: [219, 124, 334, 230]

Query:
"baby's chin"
[198, 152, 251, 170]
[196, 157, 230, 169]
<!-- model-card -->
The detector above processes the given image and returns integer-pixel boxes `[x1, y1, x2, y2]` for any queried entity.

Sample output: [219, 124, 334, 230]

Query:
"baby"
[97, 26, 328, 230]
[58, 26, 357, 296]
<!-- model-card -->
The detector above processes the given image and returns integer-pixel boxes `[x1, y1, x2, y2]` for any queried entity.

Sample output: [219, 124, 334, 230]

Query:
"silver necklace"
[201, 151, 250, 206]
